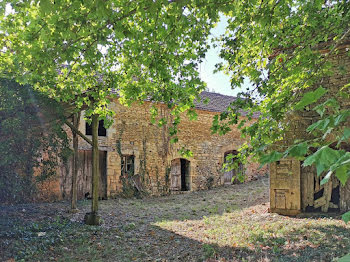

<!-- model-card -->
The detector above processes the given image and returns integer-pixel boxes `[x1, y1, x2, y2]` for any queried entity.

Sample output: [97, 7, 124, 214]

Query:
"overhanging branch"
[65, 120, 93, 145]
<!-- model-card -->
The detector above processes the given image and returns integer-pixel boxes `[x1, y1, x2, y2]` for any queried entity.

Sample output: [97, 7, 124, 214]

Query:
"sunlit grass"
[3, 177, 350, 261]
[154, 204, 350, 254]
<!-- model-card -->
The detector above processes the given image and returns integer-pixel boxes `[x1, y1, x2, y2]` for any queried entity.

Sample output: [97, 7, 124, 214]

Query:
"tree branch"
[65, 119, 93, 145]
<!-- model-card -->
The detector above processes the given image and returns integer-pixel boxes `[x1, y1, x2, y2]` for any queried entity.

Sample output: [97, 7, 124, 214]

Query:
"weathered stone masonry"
[57, 91, 266, 199]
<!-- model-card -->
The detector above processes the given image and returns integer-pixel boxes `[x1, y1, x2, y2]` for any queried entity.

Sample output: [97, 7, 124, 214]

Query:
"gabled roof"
[111, 89, 257, 117]
[195, 91, 237, 113]
[111, 89, 237, 112]
[196, 91, 260, 118]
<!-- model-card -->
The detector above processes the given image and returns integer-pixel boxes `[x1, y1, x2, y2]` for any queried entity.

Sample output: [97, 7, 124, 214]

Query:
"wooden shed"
[270, 158, 347, 215]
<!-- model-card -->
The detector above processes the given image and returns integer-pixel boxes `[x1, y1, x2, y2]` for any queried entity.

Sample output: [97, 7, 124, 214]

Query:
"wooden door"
[61, 150, 107, 200]
[223, 170, 235, 184]
[170, 159, 181, 191]
[223, 150, 243, 184]
[270, 159, 301, 215]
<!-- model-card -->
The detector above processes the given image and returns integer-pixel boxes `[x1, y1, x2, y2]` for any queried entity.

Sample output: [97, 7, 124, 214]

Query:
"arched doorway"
[223, 150, 243, 184]
[170, 158, 190, 191]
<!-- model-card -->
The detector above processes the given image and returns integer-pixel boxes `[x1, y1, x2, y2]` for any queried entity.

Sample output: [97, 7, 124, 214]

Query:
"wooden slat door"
[61, 150, 107, 200]
[170, 159, 181, 191]
[223, 150, 243, 184]
[223, 170, 235, 184]
[270, 159, 301, 215]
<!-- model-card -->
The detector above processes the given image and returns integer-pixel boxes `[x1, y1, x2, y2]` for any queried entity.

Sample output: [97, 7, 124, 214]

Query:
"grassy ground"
[1, 176, 350, 262]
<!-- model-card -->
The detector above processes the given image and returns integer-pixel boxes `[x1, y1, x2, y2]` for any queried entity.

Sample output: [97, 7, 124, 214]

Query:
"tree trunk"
[84, 114, 101, 225]
[70, 112, 80, 212]
[65, 119, 92, 145]
[91, 114, 99, 214]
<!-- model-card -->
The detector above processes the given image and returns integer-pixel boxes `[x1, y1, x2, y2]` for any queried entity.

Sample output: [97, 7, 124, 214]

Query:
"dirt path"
[1, 176, 349, 262]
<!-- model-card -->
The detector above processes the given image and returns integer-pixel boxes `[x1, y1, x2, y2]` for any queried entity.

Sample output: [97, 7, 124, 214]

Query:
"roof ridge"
[200, 90, 237, 99]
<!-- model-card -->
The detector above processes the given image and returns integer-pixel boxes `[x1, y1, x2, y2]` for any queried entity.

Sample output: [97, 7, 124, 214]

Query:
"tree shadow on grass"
[2, 219, 349, 261]
[2, 206, 349, 261]
[1, 177, 349, 261]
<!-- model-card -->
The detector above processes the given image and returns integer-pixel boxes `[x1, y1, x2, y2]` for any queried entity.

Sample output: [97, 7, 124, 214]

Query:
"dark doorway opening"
[181, 159, 188, 191]
[305, 172, 341, 213]
[170, 158, 190, 191]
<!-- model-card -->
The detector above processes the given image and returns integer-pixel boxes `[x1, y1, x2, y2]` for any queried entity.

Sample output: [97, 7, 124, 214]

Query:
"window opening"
[85, 120, 106, 136]
[121, 155, 135, 178]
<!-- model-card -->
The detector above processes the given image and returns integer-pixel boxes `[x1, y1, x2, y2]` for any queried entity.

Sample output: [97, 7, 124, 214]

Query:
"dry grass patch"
[1, 176, 350, 261]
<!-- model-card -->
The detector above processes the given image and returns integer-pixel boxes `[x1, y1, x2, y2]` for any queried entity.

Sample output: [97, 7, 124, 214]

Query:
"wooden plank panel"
[275, 189, 287, 209]
[223, 170, 234, 184]
[301, 171, 308, 210]
[314, 196, 326, 208]
[322, 180, 333, 212]
[290, 159, 301, 210]
[301, 169, 315, 210]
[315, 175, 320, 192]
[170, 159, 181, 191]
[60, 150, 107, 200]
[308, 171, 315, 207]
[270, 159, 301, 214]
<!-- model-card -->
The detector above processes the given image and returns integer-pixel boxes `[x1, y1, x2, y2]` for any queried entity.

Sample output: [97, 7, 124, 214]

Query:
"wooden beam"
[71, 112, 80, 212]
[65, 119, 92, 146]
[314, 196, 326, 208]
[329, 202, 338, 209]
[322, 180, 333, 212]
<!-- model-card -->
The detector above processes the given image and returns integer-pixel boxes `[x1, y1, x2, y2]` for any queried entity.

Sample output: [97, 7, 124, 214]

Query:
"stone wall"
[56, 99, 267, 199]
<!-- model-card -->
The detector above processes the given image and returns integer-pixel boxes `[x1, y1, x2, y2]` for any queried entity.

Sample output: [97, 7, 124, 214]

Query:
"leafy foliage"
[294, 87, 327, 110]
[1, 1, 349, 210]
[342, 211, 350, 223]
[212, 1, 350, 188]
[0, 0, 223, 214]
[0, 78, 70, 203]
[0, 0, 221, 131]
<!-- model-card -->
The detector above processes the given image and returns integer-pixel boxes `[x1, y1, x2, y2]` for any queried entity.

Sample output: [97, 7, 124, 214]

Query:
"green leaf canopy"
[0, 1, 220, 118]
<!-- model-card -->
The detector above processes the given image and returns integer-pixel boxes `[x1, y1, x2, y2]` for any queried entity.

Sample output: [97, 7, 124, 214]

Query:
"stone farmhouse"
[44, 91, 266, 200]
